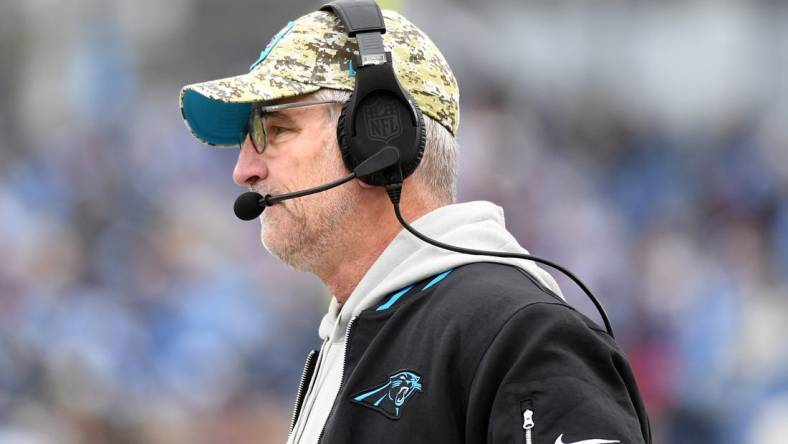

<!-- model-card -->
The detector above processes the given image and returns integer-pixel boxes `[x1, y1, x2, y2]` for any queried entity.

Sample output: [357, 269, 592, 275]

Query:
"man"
[179, 2, 651, 443]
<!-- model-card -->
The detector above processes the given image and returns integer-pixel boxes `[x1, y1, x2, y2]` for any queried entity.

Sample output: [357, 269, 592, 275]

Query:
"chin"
[261, 229, 294, 266]
[259, 218, 286, 253]
[259, 216, 312, 271]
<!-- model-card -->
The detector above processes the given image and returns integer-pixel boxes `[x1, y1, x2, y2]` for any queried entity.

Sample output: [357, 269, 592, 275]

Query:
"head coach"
[178, 1, 652, 443]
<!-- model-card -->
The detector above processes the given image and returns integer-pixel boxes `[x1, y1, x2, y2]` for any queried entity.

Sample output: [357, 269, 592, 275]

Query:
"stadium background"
[1, 0, 787, 443]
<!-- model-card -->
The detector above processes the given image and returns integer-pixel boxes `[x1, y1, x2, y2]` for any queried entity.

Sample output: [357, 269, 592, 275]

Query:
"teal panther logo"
[351, 370, 423, 419]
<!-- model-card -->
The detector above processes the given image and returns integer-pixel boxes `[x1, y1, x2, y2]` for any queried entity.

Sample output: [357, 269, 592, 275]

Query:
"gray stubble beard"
[259, 141, 361, 274]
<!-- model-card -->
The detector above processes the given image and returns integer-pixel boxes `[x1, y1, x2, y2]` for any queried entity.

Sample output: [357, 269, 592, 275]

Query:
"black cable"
[265, 173, 356, 205]
[385, 183, 615, 338]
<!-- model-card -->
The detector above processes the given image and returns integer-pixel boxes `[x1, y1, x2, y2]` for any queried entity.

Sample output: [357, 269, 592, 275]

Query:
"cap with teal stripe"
[179, 9, 459, 147]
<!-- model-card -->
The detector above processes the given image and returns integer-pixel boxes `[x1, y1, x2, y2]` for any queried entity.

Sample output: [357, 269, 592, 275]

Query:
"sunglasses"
[240, 100, 343, 154]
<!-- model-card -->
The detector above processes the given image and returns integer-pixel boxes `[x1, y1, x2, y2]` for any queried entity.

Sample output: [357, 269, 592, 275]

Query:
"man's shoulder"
[415, 261, 569, 332]
[432, 261, 563, 307]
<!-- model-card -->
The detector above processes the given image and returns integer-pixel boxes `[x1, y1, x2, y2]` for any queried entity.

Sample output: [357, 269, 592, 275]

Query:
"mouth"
[251, 185, 286, 200]
[395, 386, 409, 406]
[252, 189, 285, 212]
[257, 188, 293, 210]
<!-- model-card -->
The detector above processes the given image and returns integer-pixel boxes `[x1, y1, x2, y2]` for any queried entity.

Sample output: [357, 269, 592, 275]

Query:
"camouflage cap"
[179, 9, 460, 147]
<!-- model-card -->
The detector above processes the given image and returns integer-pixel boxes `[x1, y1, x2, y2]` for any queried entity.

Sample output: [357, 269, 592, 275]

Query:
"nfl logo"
[364, 98, 403, 143]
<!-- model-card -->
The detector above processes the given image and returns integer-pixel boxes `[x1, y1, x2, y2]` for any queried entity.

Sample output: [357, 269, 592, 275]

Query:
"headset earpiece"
[337, 83, 426, 186]
[322, 1, 426, 187]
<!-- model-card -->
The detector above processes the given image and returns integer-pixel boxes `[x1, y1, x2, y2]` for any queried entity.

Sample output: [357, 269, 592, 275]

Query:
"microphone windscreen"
[234, 192, 265, 220]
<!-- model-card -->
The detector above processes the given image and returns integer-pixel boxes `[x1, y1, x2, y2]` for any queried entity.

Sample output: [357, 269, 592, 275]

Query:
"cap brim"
[179, 72, 321, 147]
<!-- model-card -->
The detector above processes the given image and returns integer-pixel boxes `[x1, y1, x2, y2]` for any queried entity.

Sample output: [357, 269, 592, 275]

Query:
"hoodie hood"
[318, 201, 563, 340]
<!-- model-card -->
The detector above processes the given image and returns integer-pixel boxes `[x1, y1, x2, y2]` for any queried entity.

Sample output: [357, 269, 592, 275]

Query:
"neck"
[316, 194, 432, 305]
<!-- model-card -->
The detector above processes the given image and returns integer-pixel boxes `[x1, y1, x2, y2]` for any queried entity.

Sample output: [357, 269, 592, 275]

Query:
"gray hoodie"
[287, 201, 562, 444]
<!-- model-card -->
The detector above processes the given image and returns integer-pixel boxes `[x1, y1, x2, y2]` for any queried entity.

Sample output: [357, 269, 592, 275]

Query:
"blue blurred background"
[1, 0, 787, 443]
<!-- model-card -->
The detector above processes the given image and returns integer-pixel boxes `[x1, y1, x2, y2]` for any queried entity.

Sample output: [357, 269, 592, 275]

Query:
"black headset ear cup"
[337, 96, 355, 174]
[337, 93, 427, 184]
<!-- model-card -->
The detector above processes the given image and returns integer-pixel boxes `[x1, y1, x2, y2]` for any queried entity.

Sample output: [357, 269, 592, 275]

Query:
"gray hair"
[311, 89, 457, 205]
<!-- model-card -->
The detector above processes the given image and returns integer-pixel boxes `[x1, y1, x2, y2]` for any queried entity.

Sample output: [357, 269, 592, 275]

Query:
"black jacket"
[291, 262, 652, 443]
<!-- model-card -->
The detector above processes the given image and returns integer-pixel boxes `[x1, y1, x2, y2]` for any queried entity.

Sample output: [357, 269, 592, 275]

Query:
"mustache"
[250, 183, 289, 197]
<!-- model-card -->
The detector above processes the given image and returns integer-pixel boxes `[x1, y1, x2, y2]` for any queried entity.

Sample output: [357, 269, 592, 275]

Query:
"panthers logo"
[351, 370, 424, 419]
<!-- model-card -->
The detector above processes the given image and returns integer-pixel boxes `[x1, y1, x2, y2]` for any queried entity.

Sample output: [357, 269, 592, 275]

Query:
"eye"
[270, 126, 289, 136]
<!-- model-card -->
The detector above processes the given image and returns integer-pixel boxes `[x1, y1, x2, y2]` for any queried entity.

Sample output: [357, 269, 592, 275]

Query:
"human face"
[232, 98, 361, 272]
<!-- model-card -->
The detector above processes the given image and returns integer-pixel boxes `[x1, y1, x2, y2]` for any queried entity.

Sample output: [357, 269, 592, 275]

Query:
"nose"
[233, 136, 269, 187]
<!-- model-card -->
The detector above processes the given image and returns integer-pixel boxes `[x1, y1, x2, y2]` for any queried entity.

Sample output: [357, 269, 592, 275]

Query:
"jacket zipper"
[523, 408, 534, 444]
[289, 349, 319, 434]
[316, 315, 357, 444]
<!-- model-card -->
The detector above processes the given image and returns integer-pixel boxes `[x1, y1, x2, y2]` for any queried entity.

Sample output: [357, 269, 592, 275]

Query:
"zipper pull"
[522, 409, 534, 430]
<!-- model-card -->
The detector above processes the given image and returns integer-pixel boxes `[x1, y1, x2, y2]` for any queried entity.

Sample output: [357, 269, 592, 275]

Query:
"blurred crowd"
[1, 0, 787, 443]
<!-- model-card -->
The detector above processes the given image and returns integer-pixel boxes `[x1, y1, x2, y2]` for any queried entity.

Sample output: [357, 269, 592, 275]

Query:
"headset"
[320, 1, 426, 187]
[234, 0, 615, 337]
